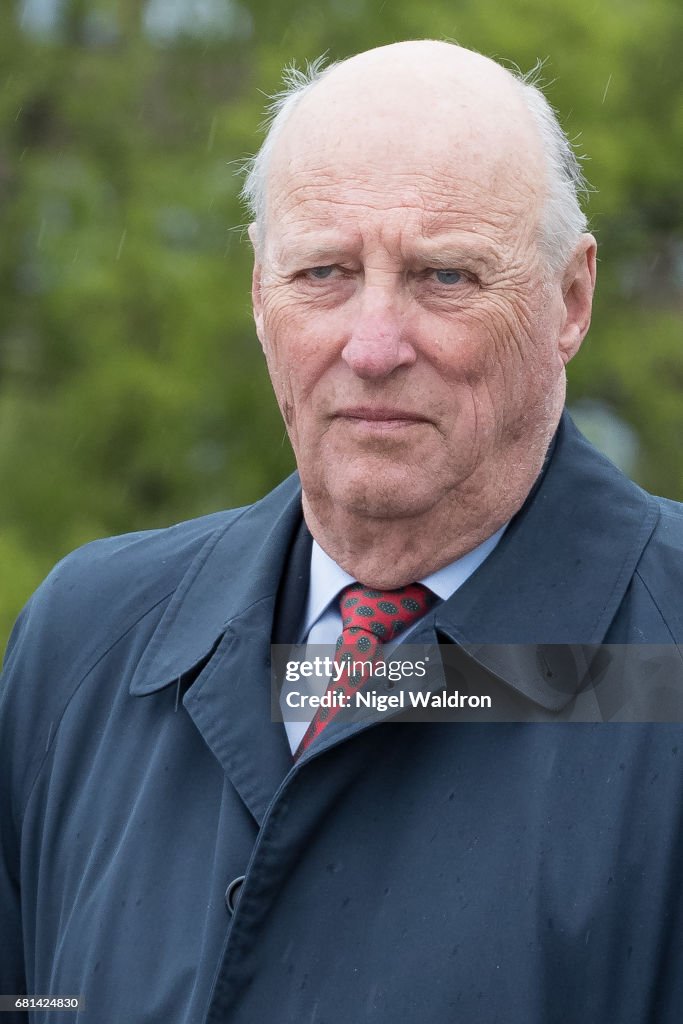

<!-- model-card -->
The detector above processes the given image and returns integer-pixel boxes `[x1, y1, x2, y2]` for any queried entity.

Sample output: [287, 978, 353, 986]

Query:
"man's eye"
[308, 266, 336, 280]
[433, 269, 463, 285]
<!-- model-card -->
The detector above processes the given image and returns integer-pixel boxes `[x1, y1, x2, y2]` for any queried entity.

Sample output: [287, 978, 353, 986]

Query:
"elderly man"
[1, 39, 682, 1024]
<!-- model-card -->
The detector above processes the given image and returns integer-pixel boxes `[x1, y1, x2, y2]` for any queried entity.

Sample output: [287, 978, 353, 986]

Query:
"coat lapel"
[436, 413, 658, 645]
[128, 475, 307, 824]
[428, 412, 659, 712]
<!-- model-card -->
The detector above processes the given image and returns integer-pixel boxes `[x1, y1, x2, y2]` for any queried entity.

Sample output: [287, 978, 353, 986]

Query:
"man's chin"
[324, 475, 437, 521]
[299, 451, 451, 521]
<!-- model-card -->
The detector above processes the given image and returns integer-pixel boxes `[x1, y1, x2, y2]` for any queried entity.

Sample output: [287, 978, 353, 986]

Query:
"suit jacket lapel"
[272, 518, 312, 646]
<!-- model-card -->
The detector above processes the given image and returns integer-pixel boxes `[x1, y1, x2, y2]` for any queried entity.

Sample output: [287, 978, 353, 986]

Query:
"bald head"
[243, 40, 588, 272]
[281, 41, 540, 163]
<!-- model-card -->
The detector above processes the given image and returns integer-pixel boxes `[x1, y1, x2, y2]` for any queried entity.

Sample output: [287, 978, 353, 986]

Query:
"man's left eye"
[433, 269, 463, 285]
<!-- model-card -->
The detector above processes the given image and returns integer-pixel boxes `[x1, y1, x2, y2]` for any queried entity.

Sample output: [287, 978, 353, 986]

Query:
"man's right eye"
[307, 266, 335, 280]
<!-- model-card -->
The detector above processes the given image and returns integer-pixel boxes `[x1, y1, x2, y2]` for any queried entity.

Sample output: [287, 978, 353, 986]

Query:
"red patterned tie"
[294, 582, 437, 759]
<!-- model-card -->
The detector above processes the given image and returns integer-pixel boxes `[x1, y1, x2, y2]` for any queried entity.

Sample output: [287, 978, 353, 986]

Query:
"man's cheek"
[264, 357, 296, 430]
[268, 358, 321, 446]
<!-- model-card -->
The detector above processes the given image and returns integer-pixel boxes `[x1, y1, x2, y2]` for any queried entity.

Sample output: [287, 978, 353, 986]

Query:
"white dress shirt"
[281, 525, 508, 753]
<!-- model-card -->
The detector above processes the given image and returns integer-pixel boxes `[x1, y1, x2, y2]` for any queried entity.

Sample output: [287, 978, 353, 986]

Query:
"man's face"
[251, 69, 587, 522]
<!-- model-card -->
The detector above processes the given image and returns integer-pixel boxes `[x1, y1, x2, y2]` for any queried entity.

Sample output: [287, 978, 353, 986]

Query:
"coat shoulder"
[3, 506, 247, 675]
[0, 507, 250, 808]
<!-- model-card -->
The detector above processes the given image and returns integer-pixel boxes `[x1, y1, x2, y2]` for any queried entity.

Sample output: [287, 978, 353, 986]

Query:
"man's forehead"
[266, 59, 544, 234]
[267, 206, 527, 276]
[272, 108, 536, 192]
[271, 193, 519, 239]
[266, 158, 540, 259]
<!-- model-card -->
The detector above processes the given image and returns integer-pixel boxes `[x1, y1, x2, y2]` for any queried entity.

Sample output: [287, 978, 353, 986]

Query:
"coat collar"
[128, 474, 303, 697]
[434, 411, 658, 646]
[128, 474, 307, 823]
[415, 412, 659, 716]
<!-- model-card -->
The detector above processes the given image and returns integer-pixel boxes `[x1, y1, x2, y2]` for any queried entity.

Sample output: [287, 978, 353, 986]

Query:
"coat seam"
[633, 568, 679, 644]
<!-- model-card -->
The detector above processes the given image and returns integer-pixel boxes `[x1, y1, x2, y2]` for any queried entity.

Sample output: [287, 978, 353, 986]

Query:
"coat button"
[225, 875, 245, 915]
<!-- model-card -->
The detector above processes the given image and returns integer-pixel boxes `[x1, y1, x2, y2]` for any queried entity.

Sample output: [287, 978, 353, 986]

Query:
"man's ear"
[557, 234, 597, 365]
[248, 223, 264, 343]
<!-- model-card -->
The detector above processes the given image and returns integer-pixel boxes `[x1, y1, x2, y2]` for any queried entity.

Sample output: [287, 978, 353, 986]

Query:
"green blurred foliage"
[1, 0, 682, 648]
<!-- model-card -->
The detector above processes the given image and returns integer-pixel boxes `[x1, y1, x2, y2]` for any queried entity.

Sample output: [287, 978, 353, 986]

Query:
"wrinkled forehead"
[265, 173, 538, 273]
[265, 61, 546, 248]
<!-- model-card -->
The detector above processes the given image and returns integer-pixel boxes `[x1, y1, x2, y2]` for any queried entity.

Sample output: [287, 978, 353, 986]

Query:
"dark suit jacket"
[1, 412, 683, 1023]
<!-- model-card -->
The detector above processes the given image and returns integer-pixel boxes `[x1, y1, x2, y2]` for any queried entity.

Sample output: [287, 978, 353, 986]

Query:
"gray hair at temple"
[241, 52, 591, 274]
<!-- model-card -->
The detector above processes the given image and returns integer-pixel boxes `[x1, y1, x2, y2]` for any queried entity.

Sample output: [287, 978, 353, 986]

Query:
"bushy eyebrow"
[408, 241, 499, 272]
[270, 229, 360, 269]
[279, 245, 349, 268]
[273, 235, 500, 273]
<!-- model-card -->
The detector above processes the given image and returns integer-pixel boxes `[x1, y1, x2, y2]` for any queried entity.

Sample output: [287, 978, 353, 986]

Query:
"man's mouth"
[335, 406, 430, 428]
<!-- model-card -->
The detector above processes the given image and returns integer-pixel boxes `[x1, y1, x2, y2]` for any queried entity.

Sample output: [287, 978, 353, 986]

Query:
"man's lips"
[332, 407, 432, 434]
[334, 407, 430, 423]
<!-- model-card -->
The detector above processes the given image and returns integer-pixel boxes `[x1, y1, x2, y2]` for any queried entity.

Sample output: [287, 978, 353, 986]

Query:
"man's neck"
[301, 468, 538, 589]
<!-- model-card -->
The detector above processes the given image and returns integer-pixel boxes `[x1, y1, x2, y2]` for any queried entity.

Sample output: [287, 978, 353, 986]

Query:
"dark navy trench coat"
[2, 413, 683, 1023]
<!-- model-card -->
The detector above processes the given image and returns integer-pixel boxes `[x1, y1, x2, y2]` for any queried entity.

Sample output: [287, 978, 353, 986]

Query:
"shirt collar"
[302, 541, 355, 639]
[302, 523, 508, 639]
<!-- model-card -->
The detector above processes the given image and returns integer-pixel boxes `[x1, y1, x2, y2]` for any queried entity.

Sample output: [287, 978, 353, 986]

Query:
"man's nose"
[341, 287, 417, 379]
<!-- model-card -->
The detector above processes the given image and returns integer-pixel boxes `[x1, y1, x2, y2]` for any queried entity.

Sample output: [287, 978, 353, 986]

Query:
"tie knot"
[338, 582, 437, 643]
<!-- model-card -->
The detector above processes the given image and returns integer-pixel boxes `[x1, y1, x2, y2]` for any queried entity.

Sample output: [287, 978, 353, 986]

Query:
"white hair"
[241, 52, 590, 273]
[515, 60, 591, 271]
